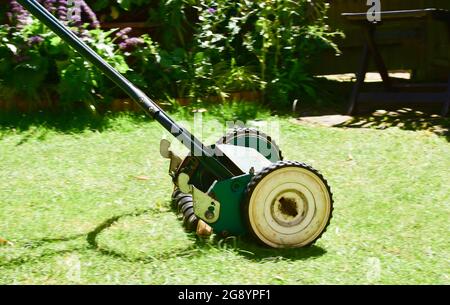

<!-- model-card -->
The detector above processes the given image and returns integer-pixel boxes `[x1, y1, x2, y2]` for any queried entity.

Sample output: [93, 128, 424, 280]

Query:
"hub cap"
[248, 165, 332, 248]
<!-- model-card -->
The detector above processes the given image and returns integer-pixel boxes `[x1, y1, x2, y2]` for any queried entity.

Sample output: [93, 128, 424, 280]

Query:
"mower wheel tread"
[217, 127, 283, 161]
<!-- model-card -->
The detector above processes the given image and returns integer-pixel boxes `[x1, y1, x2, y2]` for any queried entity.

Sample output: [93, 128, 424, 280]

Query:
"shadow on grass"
[199, 235, 326, 262]
[22, 233, 86, 249]
[85, 208, 326, 263]
[334, 108, 450, 141]
[0, 100, 271, 140]
[85, 208, 203, 263]
[0, 233, 86, 268]
[238, 242, 326, 262]
[0, 109, 149, 136]
[1, 207, 325, 269]
[0, 247, 85, 268]
[0, 208, 187, 268]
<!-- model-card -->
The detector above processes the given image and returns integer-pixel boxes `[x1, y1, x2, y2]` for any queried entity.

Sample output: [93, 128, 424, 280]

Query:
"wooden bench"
[342, 9, 450, 116]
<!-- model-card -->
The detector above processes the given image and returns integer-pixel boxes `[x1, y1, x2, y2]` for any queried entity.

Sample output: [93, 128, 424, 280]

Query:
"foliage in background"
[0, 0, 341, 110]
[191, 0, 341, 105]
[0, 1, 160, 110]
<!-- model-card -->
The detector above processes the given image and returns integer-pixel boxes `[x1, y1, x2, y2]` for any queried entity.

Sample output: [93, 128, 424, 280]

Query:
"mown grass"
[0, 107, 449, 284]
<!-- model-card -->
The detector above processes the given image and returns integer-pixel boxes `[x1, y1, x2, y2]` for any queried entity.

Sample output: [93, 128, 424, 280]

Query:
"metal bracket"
[177, 173, 221, 224]
[159, 139, 182, 176]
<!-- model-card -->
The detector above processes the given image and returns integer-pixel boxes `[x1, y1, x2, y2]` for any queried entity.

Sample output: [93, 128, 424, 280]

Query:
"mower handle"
[17, 0, 235, 179]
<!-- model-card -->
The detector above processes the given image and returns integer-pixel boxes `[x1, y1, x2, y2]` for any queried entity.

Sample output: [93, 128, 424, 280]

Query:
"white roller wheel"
[245, 161, 333, 248]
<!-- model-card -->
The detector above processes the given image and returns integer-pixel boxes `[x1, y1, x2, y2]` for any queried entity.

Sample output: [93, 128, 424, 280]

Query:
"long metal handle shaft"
[17, 0, 234, 179]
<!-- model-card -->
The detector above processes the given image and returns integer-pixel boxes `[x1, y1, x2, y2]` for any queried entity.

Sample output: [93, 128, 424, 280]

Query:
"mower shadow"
[0, 247, 84, 269]
[22, 233, 86, 249]
[85, 209, 326, 263]
[81, 197, 328, 263]
[85, 209, 205, 263]
[196, 235, 327, 262]
[236, 244, 326, 262]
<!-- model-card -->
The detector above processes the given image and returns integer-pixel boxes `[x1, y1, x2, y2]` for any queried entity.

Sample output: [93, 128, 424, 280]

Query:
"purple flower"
[10, 0, 24, 14]
[65, 1, 99, 28]
[8, 0, 32, 28]
[43, 0, 57, 14]
[119, 37, 145, 51]
[57, 0, 68, 21]
[67, 0, 82, 26]
[80, 1, 100, 28]
[207, 7, 216, 14]
[14, 55, 31, 63]
[115, 27, 132, 40]
[28, 35, 44, 45]
[118, 41, 127, 49]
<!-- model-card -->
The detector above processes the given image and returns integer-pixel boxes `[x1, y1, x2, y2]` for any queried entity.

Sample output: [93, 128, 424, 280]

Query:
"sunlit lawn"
[0, 109, 449, 284]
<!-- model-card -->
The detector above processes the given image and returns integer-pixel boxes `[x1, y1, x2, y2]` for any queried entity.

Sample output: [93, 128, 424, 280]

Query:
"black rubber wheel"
[217, 127, 283, 162]
[244, 161, 333, 248]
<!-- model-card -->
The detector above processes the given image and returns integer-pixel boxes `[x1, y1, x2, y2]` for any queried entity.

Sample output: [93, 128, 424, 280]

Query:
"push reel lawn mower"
[18, 0, 333, 248]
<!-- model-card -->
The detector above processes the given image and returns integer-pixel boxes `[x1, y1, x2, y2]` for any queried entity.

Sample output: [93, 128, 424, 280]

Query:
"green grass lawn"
[0, 110, 449, 284]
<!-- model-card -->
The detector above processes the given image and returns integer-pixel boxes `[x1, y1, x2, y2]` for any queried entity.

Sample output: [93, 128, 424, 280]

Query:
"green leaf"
[5, 44, 17, 55]
[302, 84, 317, 98]
[50, 36, 62, 47]
[117, 0, 131, 11]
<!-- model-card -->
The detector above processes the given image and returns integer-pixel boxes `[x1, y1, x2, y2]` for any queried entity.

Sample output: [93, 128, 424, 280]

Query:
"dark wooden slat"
[358, 92, 448, 104]
[365, 26, 393, 91]
[393, 83, 448, 89]
[442, 76, 450, 116]
[342, 9, 450, 22]
[348, 43, 370, 115]
[393, 83, 448, 92]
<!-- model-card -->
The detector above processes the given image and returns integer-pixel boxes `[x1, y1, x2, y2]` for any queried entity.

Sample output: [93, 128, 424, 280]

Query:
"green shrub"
[191, 0, 341, 106]
[1, 0, 341, 110]
[0, 3, 160, 110]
